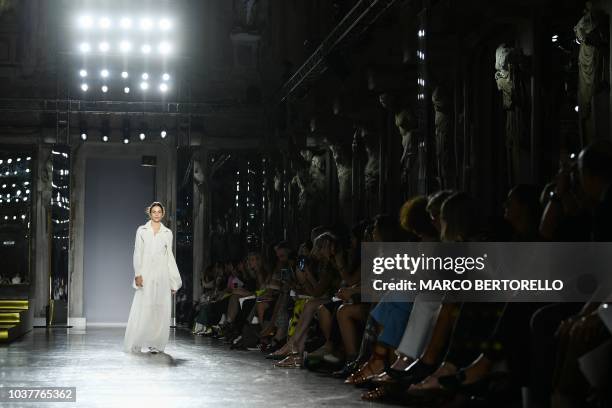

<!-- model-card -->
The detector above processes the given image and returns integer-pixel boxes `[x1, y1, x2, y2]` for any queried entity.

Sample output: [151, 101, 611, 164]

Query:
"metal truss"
[277, 0, 399, 103]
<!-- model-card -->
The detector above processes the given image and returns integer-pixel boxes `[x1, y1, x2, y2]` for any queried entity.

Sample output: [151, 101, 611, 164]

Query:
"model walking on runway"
[123, 201, 182, 354]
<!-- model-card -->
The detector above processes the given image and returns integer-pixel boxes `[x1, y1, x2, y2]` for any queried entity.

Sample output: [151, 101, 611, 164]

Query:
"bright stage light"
[78, 16, 93, 29]
[139, 132, 146, 141]
[121, 71, 129, 79]
[141, 44, 152, 54]
[101, 85, 108, 93]
[100, 69, 109, 78]
[80, 132, 87, 141]
[140, 82, 149, 90]
[79, 42, 91, 53]
[102, 135, 109, 142]
[162, 73, 170, 81]
[160, 129, 167, 138]
[159, 83, 168, 92]
[123, 138, 129, 144]
[80, 83, 89, 91]
[99, 17, 111, 29]
[158, 41, 171, 55]
[119, 41, 132, 52]
[140, 18, 153, 31]
[79, 69, 87, 77]
[142, 72, 149, 80]
[159, 18, 172, 31]
[99, 42, 110, 52]
[124, 87, 130, 94]
[120, 17, 132, 29]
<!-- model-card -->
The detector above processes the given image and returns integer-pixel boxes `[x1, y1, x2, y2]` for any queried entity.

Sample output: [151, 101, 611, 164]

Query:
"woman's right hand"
[135, 275, 144, 287]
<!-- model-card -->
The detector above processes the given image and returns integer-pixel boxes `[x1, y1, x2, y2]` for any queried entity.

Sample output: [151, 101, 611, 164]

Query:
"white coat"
[123, 220, 182, 353]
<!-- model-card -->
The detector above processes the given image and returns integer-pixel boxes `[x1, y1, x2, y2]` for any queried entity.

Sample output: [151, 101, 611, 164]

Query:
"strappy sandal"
[344, 350, 386, 386]
[274, 352, 302, 368]
[361, 386, 388, 401]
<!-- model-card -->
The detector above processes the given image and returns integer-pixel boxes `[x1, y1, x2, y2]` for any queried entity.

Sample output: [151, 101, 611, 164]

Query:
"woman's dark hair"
[203, 265, 214, 278]
[400, 196, 438, 239]
[426, 190, 454, 219]
[508, 184, 542, 224]
[440, 192, 480, 241]
[373, 214, 399, 242]
[351, 220, 369, 243]
[145, 201, 165, 217]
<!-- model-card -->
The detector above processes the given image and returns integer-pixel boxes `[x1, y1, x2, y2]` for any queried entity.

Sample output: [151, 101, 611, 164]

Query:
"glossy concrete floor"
[0, 327, 375, 408]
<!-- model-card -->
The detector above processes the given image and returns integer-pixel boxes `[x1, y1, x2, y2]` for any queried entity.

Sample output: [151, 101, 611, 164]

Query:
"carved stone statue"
[394, 109, 418, 186]
[495, 43, 527, 185]
[378, 93, 418, 189]
[432, 86, 453, 188]
[289, 149, 327, 238]
[575, 1, 607, 144]
[233, 0, 264, 32]
[325, 133, 353, 226]
[360, 128, 380, 217]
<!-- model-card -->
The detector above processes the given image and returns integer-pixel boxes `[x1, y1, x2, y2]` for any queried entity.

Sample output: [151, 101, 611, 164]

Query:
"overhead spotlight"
[142, 72, 149, 80]
[99, 17, 111, 29]
[120, 17, 132, 29]
[139, 132, 146, 141]
[162, 73, 170, 81]
[140, 18, 153, 30]
[158, 41, 171, 55]
[159, 83, 168, 92]
[100, 69, 109, 78]
[574, 105, 579, 112]
[80, 132, 87, 141]
[122, 118, 131, 144]
[121, 71, 129, 79]
[99, 42, 110, 52]
[79, 42, 91, 53]
[101, 118, 110, 142]
[119, 40, 132, 52]
[80, 83, 89, 92]
[140, 82, 149, 90]
[160, 127, 167, 138]
[141, 44, 152, 54]
[78, 15, 93, 29]
[79, 69, 87, 77]
[101, 85, 108, 93]
[160, 18, 172, 31]
[552, 34, 559, 43]
[124, 86, 130, 94]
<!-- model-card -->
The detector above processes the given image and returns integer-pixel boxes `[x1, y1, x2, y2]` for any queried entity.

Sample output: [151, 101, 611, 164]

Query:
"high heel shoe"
[344, 350, 386, 387]
[389, 359, 437, 386]
[274, 351, 302, 368]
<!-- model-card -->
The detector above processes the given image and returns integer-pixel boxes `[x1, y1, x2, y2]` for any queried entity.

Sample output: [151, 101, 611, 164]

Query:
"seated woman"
[257, 240, 297, 350]
[344, 214, 413, 386]
[192, 265, 218, 334]
[192, 261, 238, 336]
[307, 221, 368, 366]
[366, 194, 444, 391]
[272, 233, 341, 368]
[226, 251, 275, 345]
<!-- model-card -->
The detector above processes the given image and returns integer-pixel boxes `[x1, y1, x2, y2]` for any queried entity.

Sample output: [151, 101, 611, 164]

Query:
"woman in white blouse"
[123, 202, 182, 354]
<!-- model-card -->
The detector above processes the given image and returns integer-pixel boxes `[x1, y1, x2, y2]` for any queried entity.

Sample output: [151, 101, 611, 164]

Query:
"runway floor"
[0, 326, 373, 408]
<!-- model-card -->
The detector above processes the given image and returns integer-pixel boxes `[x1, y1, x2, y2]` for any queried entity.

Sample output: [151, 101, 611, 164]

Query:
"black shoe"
[332, 360, 359, 379]
[388, 359, 437, 386]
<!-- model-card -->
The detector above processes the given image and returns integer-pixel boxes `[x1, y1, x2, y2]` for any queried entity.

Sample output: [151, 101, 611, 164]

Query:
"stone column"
[32, 144, 51, 325]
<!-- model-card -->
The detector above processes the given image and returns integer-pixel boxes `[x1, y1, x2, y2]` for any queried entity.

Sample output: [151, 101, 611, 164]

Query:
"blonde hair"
[145, 201, 165, 218]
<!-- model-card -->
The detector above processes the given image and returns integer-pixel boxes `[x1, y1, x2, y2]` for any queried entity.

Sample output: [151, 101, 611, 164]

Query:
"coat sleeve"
[167, 231, 182, 292]
[132, 227, 144, 290]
